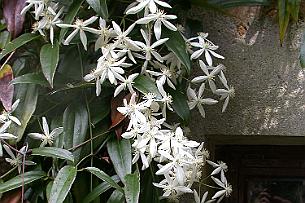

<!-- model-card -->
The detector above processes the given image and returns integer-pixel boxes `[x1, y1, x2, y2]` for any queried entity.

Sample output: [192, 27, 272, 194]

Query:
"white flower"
[117, 93, 150, 130]
[95, 18, 115, 50]
[33, 6, 64, 45]
[147, 61, 176, 89]
[0, 122, 17, 140]
[189, 33, 224, 66]
[57, 16, 99, 50]
[153, 173, 193, 198]
[211, 176, 232, 200]
[215, 71, 235, 112]
[156, 81, 173, 118]
[137, 29, 168, 63]
[194, 190, 215, 203]
[28, 117, 63, 147]
[207, 160, 228, 175]
[114, 73, 139, 97]
[3, 144, 35, 173]
[191, 61, 224, 92]
[21, 0, 46, 19]
[112, 22, 138, 50]
[126, 0, 172, 15]
[84, 55, 131, 96]
[187, 84, 218, 118]
[136, 10, 177, 40]
[0, 99, 21, 126]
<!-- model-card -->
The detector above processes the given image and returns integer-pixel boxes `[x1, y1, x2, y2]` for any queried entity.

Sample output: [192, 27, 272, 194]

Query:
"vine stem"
[67, 131, 109, 151]
[0, 166, 17, 179]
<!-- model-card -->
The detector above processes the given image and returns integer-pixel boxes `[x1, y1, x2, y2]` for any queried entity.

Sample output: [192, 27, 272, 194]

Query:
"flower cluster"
[19, 0, 234, 201]
[0, 100, 20, 140]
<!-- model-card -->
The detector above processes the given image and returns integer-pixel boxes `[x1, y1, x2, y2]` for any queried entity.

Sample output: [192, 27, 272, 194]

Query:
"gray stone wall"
[186, 7, 305, 138]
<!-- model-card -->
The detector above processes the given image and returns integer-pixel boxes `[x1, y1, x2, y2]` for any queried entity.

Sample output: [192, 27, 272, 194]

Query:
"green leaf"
[0, 33, 39, 61]
[59, 0, 84, 42]
[0, 170, 46, 193]
[107, 138, 132, 184]
[49, 165, 77, 203]
[86, 0, 108, 19]
[124, 171, 140, 203]
[63, 103, 89, 163]
[8, 84, 38, 142]
[162, 29, 191, 74]
[82, 175, 120, 203]
[107, 190, 124, 203]
[32, 147, 74, 162]
[133, 75, 161, 98]
[168, 87, 190, 123]
[278, 0, 290, 44]
[40, 41, 60, 88]
[289, 0, 301, 21]
[0, 31, 10, 49]
[46, 181, 54, 202]
[84, 167, 123, 192]
[10, 72, 49, 86]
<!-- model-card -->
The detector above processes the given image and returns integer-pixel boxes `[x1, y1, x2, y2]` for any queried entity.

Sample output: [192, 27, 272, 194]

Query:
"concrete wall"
[186, 7, 305, 139]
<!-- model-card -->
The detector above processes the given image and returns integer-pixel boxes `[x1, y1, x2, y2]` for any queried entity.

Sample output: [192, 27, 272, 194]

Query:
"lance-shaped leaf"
[86, 0, 108, 19]
[107, 137, 132, 184]
[49, 165, 77, 203]
[0, 31, 11, 49]
[40, 42, 59, 88]
[168, 87, 190, 123]
[133, 75, 161, 98]
[0, 33, 39, 61]
[10, 72, 49, 86]
[107, 190, 124, 203]
[278, 0, 290, 44]
[32, 147, 74, 162]
[162, 29, 191, 74]
[0, 64, 14, 111]
[82, 175, 120, 203]
[63, 103, 88, 163]
[84, 167, 123, 192]
[59, 0, 84, 42]
[3, 0, 27, 38]
[8, 84, 38, 141]
[124, 171, 140, 203]
[0, 170, 46, 193]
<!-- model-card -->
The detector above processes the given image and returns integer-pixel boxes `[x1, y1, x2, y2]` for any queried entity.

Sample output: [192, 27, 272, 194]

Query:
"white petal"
[83, 16, 98, 26]
[28, 133, 45, 140]
[151, 38, 168, 48]
[9, 116, 21, 126]
[155, 162, 173, 175]
[212, 190, 225, 199]
[209, 50, 224, 59]
[126, 1, 148, 15]
[114, 84, 125, 97]
[198, 104, 206, 118]
[191, 49, 204, 60]
[162, 20, 177, 31]
[154, 20, 162, 40]
[205, 50, 213, 66]
[42, 117, 49, 136]
[79, 30, 87, 50]
[50, 127, 63, 138]
[222, 97, 230, 113]
[199, 60, 209, 75]
[64, 29, 79, 45]
[0, 133, 17, 140]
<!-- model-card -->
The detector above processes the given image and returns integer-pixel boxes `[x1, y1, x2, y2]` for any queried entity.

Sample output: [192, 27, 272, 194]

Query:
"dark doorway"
[215, 145, 305, 203]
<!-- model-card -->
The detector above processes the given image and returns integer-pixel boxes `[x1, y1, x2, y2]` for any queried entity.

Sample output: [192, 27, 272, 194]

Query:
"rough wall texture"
[186, 7, 305, 139]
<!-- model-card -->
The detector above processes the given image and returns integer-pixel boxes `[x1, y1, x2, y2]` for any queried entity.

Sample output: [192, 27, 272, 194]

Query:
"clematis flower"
[28, 117, 63, 147]
[136, 10, 177, 40]
[189, 33, 224, 66]
[215, 71, 235, 112]
[0, 99, 21, 127]
[3, 144, 36, 173]
[0, 122, 17, 140]
[57, 16, 99, 50]
[126, 0, 172, 15]
[191, 60, 224, 92]
[21, 0, 46, 19]
[187, 84, 218, 118]
[114, 73, 139, 97]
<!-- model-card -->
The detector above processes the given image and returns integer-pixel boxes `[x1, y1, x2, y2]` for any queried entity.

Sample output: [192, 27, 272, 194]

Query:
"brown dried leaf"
[0, 64, 14, 111]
